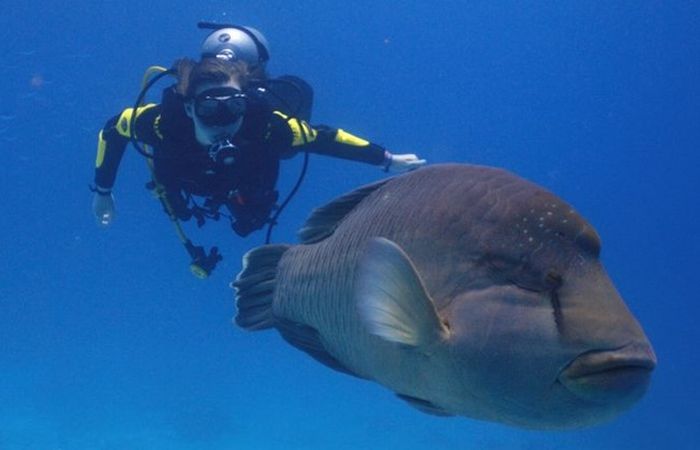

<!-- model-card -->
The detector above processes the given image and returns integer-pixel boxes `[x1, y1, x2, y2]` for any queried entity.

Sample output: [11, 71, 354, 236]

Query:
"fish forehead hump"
[307, 164, 603, 305]
[328, 164, 599, 264]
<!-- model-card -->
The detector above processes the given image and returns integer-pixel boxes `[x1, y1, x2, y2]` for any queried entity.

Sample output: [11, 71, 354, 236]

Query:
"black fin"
[297, 178, 391, 244]
[396, 393, 454, 417]
[233, 244, 290, 330]
[276, 318, 365, 379]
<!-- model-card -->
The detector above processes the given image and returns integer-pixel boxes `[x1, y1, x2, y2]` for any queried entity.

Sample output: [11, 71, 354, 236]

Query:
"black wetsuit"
[94, 85, 388, 236]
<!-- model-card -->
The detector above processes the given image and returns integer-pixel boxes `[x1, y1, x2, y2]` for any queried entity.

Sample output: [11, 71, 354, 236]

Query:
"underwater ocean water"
[1, 0, 698, 449]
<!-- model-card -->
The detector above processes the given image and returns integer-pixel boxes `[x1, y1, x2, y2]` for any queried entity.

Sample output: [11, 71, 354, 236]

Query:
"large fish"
[233, 163, 656, 429]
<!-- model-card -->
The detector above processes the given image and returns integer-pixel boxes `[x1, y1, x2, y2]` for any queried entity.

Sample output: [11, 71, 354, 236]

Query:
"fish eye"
[507, 267, 565, 294]
[545, 270, 563, 289]
[483, 254, 564, 294]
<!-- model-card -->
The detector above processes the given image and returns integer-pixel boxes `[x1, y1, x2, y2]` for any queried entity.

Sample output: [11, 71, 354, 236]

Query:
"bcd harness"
[129, 65, 311, 278]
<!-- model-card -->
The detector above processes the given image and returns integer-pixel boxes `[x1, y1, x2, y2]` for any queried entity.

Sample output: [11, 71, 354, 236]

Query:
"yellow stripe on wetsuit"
[95, 130, 108, 168]
[95, 104, 158, 169]
[274, 111, 317, 146]
[334, 129, 369, 147]
[273, 111, 371, 148]
[115, 104, 157, 138]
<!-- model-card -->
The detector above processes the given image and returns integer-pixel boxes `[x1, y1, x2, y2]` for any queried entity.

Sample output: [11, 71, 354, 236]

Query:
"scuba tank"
[253, 75, 314, 122]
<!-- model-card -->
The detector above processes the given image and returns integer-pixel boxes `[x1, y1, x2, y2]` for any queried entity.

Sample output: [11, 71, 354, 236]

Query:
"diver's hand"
[92, 189, 116, 227]
[384, 152, 427, 173]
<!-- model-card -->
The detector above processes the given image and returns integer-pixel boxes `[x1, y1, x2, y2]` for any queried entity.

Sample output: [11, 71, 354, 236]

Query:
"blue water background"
[1, 1, 698, 448]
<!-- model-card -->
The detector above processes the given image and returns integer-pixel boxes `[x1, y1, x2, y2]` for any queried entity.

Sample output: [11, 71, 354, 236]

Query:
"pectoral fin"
[356, 238, 449, 348]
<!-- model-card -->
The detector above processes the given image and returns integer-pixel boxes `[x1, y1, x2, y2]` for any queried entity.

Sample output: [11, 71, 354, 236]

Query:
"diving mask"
[194, 87, 247, 127]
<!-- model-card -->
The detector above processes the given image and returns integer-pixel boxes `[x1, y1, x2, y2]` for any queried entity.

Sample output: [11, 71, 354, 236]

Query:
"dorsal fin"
[297, 177, 391, 244]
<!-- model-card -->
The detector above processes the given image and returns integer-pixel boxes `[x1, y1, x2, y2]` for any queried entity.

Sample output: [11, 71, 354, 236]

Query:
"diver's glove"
[383, 151, 427, 173]
[91, 186, 116, 227]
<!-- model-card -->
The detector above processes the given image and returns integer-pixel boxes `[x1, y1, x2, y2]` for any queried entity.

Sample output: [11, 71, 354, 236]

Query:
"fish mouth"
[558, 343, 656, 404]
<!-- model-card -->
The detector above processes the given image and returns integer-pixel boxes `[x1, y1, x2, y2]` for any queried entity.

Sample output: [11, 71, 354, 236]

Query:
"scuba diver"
[90, 25, 426, 277]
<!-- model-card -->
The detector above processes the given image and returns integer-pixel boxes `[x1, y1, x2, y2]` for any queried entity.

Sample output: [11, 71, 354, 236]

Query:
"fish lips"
[558, 343, 657, 405]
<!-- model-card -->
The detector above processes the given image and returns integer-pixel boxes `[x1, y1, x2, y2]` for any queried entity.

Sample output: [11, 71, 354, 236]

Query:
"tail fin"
[233, 244, 291, 330]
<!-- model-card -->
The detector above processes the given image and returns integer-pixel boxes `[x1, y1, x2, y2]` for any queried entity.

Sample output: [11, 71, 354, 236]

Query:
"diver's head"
[200, 26, 269, 71]
[180, 58, 249, 146]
